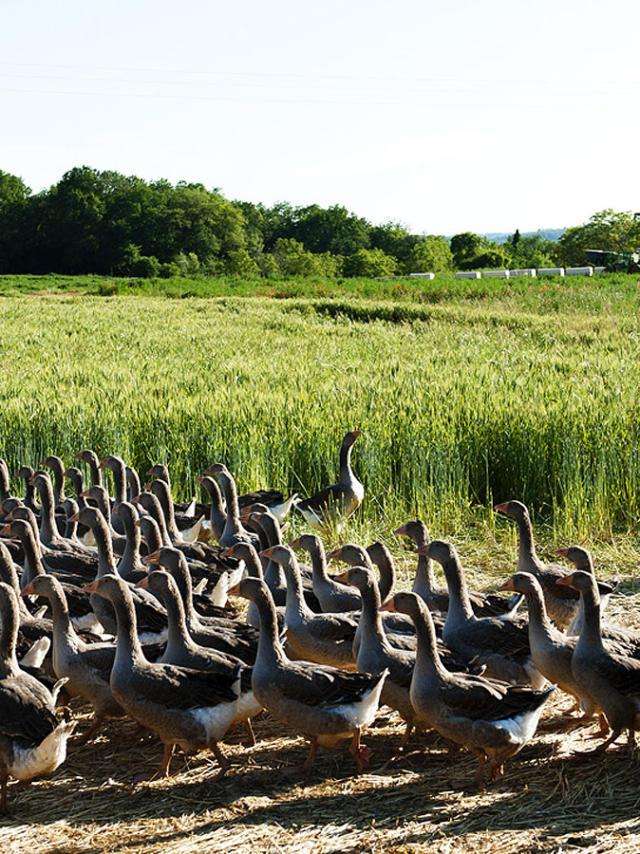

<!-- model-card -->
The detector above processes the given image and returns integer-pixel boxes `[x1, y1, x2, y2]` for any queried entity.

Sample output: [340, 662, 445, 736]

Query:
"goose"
[229, 576, 387, 774]
[295, 431, 364, 529]
[0, 582, 75, 812]
[82, 574, 239, 779]
[383, 591, 554, 789]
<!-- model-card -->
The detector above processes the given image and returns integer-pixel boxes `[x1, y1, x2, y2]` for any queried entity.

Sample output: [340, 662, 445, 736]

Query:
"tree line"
[0, 167, 638, 278]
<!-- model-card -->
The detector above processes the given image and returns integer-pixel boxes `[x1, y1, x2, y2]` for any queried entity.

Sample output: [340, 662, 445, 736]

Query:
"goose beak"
[554, 548, 569, 558]
[82, 580, 100, 594]
[21, 582, 35, 596]
[73, 452, 83, 461]
[556, 573, 576, 587]
[333, 570, 350, 584]
[68, 513, 80, 524]
[135, 577, 150, 589]
[289, 536, 302, 548]
[228, 582, 244, 597]
[142, 551, 161, 566]
[259, 547, 275, 560]
[499, 579, 516, 592]
[221, 547, 235, 558]
[352, 430, 362, 439]
[196, 476, 204, 484]
[494, 502, 509, 514]
[393, 524, 409, 536]
[325, 548, 341, 561]
[380, 598, 397, 613]
[0, 524, 12, 535]
[415, 544, 430, 556]
[98, 460, 109, 469]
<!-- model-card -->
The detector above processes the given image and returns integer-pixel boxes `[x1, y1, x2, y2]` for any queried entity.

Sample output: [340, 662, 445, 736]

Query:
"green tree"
[271, 238, 326, 276]
[343, 248, 397, 277]
[225, 248, 260, 277]
[557, 209, 640, 266]
[402, 236, 453, 273]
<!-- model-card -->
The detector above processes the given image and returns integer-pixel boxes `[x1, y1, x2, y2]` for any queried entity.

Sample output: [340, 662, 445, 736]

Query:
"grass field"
[2, 274, 640, 540]
[2, 275, 640, 851]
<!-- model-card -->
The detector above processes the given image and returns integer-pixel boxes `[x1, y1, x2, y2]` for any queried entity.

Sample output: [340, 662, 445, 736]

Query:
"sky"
[1, 0, 639, 235]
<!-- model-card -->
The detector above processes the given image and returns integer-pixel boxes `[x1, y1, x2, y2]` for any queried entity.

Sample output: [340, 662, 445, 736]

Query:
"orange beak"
[135, 577, 150, 589]
[82, 580, 100, 594]
[325, 548, 341, 561]
[556, 573, 576, 587]
[352, 430, 362, 439]
[221, 547, 235, 558]
[73, 452, 83, 461]
[68, 513, 80, 524]
[499, 579, 516, 592]
[393, 524, 409, 536]
[415, 544, 430, 556]
[0, 524, 12, 536]
[98, 460, 109, 469]
[554, 548, 569, 558]
[142, 551, 161, 566]
[196, 476, 204, 484]
[22, 581, 36, 596]
[289, 536, 302, 548]
[494, 502, 509, 514]
[259, 547, 275, 560]
[228, 582, 244, 597]
[379, 597, 397, 613]
[333, 570, 350, 584]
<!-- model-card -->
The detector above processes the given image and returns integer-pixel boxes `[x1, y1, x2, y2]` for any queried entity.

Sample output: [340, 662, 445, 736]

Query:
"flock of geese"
[0, 430, 639, 813]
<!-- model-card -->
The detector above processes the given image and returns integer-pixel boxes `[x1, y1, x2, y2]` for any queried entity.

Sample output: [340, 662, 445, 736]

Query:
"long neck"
[205, 479, 226, 541]
[142, 497, 171, 546]
[67, 469, 87, 509]
[576, 585, 605, 654]
[411, 600, 446, 680]
[0, 592, 20, 673]
[517, 513, 540, 568]
[220, 473, 242, 537]
[253, 589, 285, 668]
[369, 544, 395, 602]
[309, 541, 331, 584]
[111, 588, 144, 667]
[161, 581, 196, 658]
[443, 557, 474, 623]
[170, 564, 200, 631]
[20, 526, 46, 584]
[126, 467, 141, 502]
[141, 519, 163, 554]
[22, 474, 39, 511]
[110, 462, 127, 506]
[339, 440, 354, 484]
[37, 480, 59, 545]
[411, 527, 437, 593]
[357, 580, 385, 652]
[117, 511, 141, 578]
[88, 456, 102, 487]
[92, 518, 118, 578]
[523, 586, 553, 636]
[153, 483, 180, 540]
[46, 584, 80, 651]
[50, 462, 65, 504]
[283, 558, 310, 624]
[0, 552, 30, 619]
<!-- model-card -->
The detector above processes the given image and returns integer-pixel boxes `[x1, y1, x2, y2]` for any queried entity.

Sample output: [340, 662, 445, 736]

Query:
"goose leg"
[243, 719, 256, 747]
[211, 742, 230, 779]
[349, 727, 371, 772]
[157, 743, 175, 777]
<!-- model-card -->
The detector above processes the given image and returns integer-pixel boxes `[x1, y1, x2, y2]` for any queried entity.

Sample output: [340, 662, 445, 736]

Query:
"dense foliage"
[1, 166, 637, 277]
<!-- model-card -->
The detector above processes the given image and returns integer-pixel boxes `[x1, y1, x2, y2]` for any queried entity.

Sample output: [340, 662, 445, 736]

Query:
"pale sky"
[2, 0, 639, 235]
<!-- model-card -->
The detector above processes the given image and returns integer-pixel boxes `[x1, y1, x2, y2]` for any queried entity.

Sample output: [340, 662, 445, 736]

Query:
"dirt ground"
[3, 590, 640, 853]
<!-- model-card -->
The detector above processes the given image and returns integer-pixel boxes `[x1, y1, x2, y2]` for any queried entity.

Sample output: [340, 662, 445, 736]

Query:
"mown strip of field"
[1, 291, 640, 540]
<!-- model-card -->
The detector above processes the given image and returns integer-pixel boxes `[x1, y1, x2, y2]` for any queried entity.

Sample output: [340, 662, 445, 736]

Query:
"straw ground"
[2, 546, 640, 854]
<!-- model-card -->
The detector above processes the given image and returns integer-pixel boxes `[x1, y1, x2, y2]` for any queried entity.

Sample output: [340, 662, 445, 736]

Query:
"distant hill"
[484, 228, 566, 244]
